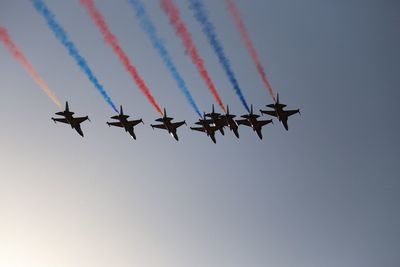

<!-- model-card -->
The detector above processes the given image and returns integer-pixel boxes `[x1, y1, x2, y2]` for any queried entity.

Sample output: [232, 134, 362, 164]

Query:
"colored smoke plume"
[189, 0, 250, 112]
[0, 26, 62, 108]
[225, 0, 276, 102]
[80, 0, 162, 115]
[32, 0, 118, 112]
[161, 0, 225, 113]
[128, 0, 202, 117]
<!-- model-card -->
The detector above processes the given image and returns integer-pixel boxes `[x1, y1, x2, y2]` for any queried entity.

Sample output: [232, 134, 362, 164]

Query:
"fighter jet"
[236, 105, 273, 139]
[219, 105, 239, 138]
[107, 106, 143, 139]
[51, 101, 90, 137]
[190, 113, 221, 144]
[150, 108, 186, 141]
[204, 104, 225, 136]
[260, 93, 300, 130]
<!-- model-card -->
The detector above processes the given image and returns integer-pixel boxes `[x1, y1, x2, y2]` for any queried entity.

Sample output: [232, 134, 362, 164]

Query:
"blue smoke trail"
[127, 0, 202, 118]
[31, 0, 118, 113]
[189, 0, 250, 112]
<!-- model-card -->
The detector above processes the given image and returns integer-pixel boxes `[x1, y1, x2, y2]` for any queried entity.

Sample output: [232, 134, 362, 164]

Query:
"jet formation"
[52, 94, 300, 142]
[190, 112, 223, 143]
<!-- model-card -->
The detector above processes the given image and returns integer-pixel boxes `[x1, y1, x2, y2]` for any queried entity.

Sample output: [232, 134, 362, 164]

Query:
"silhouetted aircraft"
[190, 113, 221, 144]
[220, 105, 239, 138]
[151, 108, 186, 141]
[204, 104, 225, 135]
[236, 105, 272, 139]
[52, 101, 90, 137]
[260, 93, 300, 130]
[107, 106, 143, 139]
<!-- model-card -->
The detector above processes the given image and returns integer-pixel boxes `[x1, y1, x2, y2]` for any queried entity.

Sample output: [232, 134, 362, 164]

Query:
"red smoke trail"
[0, 26, 62, 108]
[161, 0, 225, 113]
[225, 0, 276, 102]
[80, 0, 162, 115]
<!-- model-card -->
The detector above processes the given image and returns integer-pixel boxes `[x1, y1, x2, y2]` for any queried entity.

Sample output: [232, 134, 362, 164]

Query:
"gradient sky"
[1, 1, 399, 266]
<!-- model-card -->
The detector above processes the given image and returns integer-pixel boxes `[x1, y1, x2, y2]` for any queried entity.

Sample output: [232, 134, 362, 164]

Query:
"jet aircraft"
[260, 93, 300, 130]
[52, 101, 90, 137]
[236, 105, 273, 139]
[190, 113, 222, 144]
[151, 108, 186, 141]
[107, 106, 143, 139]
[219, 105, 240, 138]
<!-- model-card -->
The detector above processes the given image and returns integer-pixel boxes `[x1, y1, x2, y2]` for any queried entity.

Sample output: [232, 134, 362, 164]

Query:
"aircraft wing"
[285, 109, 300, 117]
[172, 121, 186, 128]
[195, 119, 213, 125]
[236, 119, 251, 127]
[190, 126, 206, 132]
[151, 124, 167, 130]
[74, 116, 89, 124]
[53, 118, 68, 124]
[108, 121, 123, 127]
[258, 119, 273, 127]
[260, 110, 277, 117]
[127, 119, 142, 127]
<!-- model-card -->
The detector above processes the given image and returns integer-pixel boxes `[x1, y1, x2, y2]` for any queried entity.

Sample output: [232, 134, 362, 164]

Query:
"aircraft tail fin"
[226, 105, 230, 115]
[276, 93, 279, 104]
[65, 101, 69, 112]
[120, 105, 124, 115]
[163, 108, 167, 118]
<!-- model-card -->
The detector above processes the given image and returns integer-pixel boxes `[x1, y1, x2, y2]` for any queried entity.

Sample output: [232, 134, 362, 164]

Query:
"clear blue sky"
[1, 0, 399, 266]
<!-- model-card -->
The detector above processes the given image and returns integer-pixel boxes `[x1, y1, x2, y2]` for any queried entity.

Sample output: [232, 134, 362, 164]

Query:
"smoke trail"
[128, 0, 202, 118]
[225, 0, 276, 102]
[31, 0, 118, 113]
[79, 0, 162, 115]
[0, 26, 62, 108]
[189, 0, 249, 113]
[161, 0, 225, 113]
